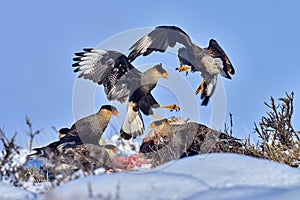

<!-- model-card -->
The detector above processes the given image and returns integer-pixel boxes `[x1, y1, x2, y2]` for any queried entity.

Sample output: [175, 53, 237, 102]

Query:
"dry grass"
[0, 128, 24, 185]
[25, 116, 41, 151]
[0, 92, 299, 194]
[87, 181, 120, 200]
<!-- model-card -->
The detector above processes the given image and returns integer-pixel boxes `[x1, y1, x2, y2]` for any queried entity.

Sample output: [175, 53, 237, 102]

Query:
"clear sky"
[1, 0, 299, 147]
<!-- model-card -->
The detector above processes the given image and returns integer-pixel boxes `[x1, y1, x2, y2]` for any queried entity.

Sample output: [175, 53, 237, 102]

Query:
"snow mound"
[44, 153, 300, 200]
[0, 182, 37, 200]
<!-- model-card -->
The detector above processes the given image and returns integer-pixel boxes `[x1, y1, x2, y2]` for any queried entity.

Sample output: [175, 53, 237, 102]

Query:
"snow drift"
[43, 153, 300, 200]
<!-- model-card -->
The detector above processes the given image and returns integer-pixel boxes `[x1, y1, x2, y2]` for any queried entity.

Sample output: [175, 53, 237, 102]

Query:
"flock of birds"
[28, 25, 236, 167]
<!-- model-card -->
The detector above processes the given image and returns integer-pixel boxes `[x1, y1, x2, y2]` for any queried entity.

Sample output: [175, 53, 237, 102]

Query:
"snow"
[0, 182, 37, 200]
[44, 153, 300, 200]
[1, 153, 300, 199]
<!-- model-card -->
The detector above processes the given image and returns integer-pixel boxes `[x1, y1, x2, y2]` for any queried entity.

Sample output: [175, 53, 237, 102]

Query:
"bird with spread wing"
[128, 25, 235, 106]
[72, 49, 180, 140]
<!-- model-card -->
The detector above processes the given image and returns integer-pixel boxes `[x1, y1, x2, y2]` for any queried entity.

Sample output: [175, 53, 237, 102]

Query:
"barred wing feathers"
[73, 49, 141, 103]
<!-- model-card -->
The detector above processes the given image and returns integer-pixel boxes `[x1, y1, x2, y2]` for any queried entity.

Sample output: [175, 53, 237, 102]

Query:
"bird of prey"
[128, 25, 235, 106]
[58, 105, 119, 145]
[140, 118, 173, 153]
[28, 105, 119, 159]
[27, 141, 119, 171]
[27, 105, 119, 169]
[148, 118, 172, 140]
[72, 48, 180, 139]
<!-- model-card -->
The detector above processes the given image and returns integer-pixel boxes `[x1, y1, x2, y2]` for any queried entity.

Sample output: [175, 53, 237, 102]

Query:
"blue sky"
[1, 0, 300, 147]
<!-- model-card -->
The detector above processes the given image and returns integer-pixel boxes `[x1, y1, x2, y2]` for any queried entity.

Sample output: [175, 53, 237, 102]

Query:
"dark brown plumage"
[27, 105, 119, 170]
[27, 142, 118, 171]
[128, 26, 193, 62]
[72, 49, 179, 139]
[140, 121, 242, 165]
[128, 25, 235, 106]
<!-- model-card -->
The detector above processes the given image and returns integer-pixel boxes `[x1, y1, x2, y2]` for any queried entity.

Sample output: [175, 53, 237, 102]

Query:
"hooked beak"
[149, 122, 156, 128]
[161, 72, 168, 79]
[113, 110, 120, 117]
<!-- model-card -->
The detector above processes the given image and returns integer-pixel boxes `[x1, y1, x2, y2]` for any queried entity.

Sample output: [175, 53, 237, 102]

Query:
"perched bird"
[58, 105, 119, 145]
[72, 48, 180, 139]
[140, 120, 242, 164]
[27, 105, 119, 163]
[148, 118, 172, 139]
[128, 25, 235, 106]
[140, 118, 173, 153]
[27, 141, 119, 171]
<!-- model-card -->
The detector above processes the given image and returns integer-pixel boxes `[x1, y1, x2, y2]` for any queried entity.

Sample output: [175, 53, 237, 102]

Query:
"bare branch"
[25, 116, 41, 151]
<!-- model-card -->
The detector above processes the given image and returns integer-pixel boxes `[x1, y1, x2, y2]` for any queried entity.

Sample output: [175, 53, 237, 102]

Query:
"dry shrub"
[0, 128, 27, 185]
[254, 92, 300, 167]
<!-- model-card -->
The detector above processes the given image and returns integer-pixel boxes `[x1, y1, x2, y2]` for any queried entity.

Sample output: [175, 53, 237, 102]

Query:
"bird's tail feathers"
[200, 76, 217, 106]
[27, 147, 55, 160]
[27, 141, 63, 160]
[120, 104, 145, 140]
[27, 140, 77, 161]
[27, 148, 44, 160]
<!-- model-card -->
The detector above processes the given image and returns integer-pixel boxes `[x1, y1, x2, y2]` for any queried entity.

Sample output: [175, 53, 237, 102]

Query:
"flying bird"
[72, 48, 180, 139]
[128, 25, 235, 106]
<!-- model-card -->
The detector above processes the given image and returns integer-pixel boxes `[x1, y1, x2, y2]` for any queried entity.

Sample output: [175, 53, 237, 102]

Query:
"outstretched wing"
[207, 39, 235, 79]
[128, 25, 193, 62]
[73, 48, 141, 103]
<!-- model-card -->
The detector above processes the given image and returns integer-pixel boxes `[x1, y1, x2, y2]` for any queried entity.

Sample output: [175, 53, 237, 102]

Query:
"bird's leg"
[175, 65, 191, 75]
[152, 113, 164, 120]
[160, 104, 180, 112]
[195, 80, 206, 95]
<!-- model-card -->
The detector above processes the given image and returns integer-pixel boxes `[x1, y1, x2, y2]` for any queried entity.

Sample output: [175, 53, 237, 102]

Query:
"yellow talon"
[170, 104, 180, 112]
[152, 113, 164, 120]
[160, 104, 180, 112]
[176, 65, 191, 75]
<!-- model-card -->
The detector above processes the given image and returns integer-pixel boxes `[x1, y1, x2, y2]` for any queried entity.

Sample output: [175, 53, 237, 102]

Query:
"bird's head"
[100, 105, 119, 117]
[148, 118, 172, 139]
[103, 144, 119, 153]
[101, 144, 119, 159]
[149, 118, 169, 129]
[58, 127, 70, 139]
[153, 63, 168, 79]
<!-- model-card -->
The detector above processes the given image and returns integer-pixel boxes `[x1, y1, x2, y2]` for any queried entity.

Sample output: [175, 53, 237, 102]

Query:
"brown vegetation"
[0, 92, 299, 193]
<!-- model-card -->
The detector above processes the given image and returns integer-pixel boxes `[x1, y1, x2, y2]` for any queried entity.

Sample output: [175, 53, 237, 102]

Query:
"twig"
[26, 116, 41, 151]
